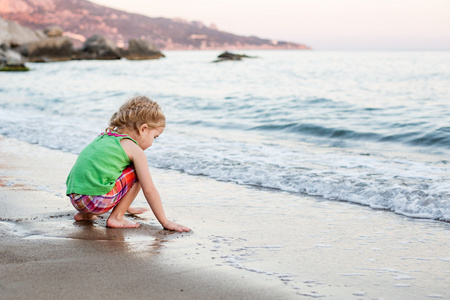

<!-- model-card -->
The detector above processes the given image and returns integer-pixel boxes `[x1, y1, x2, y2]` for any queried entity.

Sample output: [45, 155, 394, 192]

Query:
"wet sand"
[1, 135, 449, 299]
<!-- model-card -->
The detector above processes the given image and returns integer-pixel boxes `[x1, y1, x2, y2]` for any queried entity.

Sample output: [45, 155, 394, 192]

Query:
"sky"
[90, 0, 450, 50]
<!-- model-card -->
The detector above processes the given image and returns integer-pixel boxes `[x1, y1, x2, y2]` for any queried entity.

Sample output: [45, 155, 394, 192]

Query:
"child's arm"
[123, 140, 190, 232]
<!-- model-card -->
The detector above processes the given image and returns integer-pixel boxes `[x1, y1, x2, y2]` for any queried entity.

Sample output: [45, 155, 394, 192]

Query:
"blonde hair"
[106, 95, 166, 133]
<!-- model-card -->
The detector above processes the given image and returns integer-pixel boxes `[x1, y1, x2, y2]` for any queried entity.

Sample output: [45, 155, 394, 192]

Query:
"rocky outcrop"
[26, 24, 71, 62]
[125, 39, 165, 60]
[0, 43, 28, 70]
[0, 16, 165, 63]
[0, 60, 30, 71]
[28, 36, 72, 62]
[213, 51, 257, 62]
[74, 34, 121, 60]
[0, 16, 45, 47]
[44, 25, 63, 38]
[0, 43, 22, 63]
[0, 0, 311, 50]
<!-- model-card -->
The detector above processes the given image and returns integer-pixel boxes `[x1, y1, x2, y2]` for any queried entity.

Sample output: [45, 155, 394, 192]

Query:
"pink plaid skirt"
[69, 166, 137, 215]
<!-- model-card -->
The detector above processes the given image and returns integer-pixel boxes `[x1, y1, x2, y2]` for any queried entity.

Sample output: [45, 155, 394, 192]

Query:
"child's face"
[139, 126, 164, 150]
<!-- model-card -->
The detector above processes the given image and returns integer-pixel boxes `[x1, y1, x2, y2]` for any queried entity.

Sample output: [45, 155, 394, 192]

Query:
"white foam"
[210, 235, 297, 290]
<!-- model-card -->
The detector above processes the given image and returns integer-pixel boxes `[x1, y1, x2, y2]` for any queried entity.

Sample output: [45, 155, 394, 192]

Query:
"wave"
[251, 123, 381, 140]
[407, 127, 450, 148]
[250, 123, 450, 150]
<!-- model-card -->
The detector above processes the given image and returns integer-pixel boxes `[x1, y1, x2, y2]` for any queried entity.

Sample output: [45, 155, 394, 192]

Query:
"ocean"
[2, 50, 449, 221]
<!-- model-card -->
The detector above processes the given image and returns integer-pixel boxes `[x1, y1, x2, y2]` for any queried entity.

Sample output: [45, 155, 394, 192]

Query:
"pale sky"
[90, 0, 450, 50]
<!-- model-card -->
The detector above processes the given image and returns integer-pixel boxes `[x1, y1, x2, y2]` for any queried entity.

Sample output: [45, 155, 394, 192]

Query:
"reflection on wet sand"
[1, 211, 188, 256]
[69, 219, 173, 254]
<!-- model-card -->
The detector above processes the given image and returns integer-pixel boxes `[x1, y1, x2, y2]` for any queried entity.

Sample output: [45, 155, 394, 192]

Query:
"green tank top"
[66, 132, 138, 196]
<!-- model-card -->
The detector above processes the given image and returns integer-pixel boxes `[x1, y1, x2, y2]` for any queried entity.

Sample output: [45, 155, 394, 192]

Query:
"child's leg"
[127, 206, 149, 215]
[69, 193, 102, 221]
[106, 181, 142, 228]
[74, 212, 99, 221]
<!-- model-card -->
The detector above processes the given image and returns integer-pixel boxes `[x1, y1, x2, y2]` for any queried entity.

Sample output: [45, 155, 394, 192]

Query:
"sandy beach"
[1, 135, 449, 299]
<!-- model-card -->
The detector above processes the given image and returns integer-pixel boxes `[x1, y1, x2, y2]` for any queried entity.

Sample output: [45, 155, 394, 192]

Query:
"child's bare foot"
[74, 212, 98, 221]
[106, 217, 140, 228]
[127, 207, 149, 214]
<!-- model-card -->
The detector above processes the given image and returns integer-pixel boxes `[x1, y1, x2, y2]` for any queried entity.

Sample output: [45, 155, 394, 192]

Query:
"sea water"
[1, 50, 449, 222]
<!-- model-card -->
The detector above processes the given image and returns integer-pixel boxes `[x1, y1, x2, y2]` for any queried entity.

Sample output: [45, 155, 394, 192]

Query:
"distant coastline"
[0, 0, 311, 51]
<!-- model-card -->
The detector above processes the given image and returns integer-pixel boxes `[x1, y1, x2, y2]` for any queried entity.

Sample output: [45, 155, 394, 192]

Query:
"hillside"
[0, 0, 310, 50]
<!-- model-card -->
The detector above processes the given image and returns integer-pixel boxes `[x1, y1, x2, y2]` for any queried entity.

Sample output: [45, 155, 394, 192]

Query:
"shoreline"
[1, 135, 449, 299]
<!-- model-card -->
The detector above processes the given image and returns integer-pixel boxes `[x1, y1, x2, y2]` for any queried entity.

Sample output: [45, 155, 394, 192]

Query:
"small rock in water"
[212, 51, 257, 63]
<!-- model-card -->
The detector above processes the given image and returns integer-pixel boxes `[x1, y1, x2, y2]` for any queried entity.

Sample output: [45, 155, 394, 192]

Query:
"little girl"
[66, 95, 190, 232]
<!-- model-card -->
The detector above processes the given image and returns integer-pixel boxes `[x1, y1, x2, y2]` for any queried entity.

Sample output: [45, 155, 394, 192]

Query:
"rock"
[28, 37, 73, 62]
[125, 39, 165, 60]
[79, 34, 121, 60]
[0, 43, 23, 63]
[218, 51, 245, 60]
[0, 50, 29, 71]
[213, 51, 257, 63]
[0, 17, 45, 48]
[0, 61, 30, 71]
[44, 25, 64, 38]
[14, 44, 30, 57]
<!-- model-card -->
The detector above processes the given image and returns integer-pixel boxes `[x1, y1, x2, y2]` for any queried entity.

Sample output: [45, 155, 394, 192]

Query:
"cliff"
[0, 0, 310, 50]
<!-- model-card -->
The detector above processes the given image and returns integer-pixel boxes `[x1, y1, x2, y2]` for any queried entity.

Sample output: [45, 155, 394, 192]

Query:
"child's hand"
[163, 220, 191, 232]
